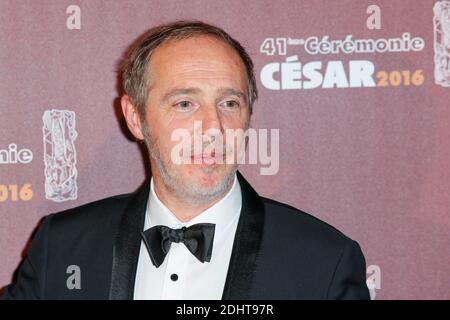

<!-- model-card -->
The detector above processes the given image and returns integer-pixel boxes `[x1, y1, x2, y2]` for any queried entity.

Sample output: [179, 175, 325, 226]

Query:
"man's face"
[142, 35, 250, 204]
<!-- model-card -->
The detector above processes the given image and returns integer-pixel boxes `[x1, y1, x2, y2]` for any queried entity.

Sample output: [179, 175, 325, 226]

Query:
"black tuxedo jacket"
[2, 172, 370, 300]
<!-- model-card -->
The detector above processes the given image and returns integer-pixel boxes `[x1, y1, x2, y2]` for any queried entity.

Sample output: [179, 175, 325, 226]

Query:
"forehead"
[147, 35, 247, 89]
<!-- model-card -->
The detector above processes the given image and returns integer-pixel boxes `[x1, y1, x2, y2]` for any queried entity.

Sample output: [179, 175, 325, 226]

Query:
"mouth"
[190, 152, 225, 165]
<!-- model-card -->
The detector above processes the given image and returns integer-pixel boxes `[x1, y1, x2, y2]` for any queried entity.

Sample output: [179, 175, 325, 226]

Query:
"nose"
[199, 105, 224, 133]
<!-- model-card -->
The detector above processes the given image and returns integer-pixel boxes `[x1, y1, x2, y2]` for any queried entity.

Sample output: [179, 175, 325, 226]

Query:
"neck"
[151, 173, 233, 222]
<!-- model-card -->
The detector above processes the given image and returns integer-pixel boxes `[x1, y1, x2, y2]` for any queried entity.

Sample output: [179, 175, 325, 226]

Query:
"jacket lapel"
[109, 180, 149, 300]
[108, 171, 265, 300]
[221, 171, 266, 300]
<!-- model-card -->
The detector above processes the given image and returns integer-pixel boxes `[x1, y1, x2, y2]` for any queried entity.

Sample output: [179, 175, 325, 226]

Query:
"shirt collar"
[146, 173, 241, 233]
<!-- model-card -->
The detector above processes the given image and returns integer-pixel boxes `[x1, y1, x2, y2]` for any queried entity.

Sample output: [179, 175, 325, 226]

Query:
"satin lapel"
[222, 171, 266, 300]
[109, 180, 150, 300]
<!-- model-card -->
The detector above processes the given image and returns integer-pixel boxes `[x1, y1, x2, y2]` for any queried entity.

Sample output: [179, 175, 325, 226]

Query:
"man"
[2, 21, 370, 300]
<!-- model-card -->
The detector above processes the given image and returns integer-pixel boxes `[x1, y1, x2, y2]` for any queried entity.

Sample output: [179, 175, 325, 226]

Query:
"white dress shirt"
[134, 174, 242, 300]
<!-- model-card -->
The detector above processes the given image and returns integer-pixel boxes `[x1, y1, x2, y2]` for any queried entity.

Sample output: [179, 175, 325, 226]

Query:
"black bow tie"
[141, 223, 216, 267]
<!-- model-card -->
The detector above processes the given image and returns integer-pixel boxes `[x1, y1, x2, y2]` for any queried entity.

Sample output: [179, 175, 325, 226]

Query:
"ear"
[121, 95, 145, 140]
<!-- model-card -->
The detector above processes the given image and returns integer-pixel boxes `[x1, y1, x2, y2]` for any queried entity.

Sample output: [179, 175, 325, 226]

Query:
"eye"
[174, 100, 194, 111]
[220, 100, 240, 109]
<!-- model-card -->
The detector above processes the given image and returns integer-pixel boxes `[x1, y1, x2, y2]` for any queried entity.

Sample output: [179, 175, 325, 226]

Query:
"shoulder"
[44, 190, 138, 237]
[260, 197, 355, 250]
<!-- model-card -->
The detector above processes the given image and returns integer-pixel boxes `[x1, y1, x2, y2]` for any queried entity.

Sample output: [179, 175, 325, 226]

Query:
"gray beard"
[142, 125, 237, 206]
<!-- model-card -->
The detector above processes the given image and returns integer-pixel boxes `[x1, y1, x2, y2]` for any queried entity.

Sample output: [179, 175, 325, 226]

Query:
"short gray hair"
[121, 20, 258, 122]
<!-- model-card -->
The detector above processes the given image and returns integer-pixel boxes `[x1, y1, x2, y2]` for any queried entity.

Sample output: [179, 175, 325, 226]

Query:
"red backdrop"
[1, 0, 449, 299]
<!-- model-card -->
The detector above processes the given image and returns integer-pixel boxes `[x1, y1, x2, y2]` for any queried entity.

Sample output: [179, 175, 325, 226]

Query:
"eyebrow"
[160, 87, 247, 104]
[216, 88, 247, 103]
[161, 87, 202, 104]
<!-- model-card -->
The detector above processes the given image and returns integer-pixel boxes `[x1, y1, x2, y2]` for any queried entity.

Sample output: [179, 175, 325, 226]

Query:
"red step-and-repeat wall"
[1, 0, 449, 299]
